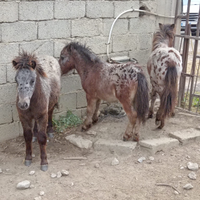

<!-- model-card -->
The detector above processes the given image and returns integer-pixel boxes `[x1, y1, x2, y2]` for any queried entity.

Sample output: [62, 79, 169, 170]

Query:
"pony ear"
[30, 60, 36, 69]
[159, 23, 163, 30]
[170, 24, 175, 30]
[12, 60, 18, 69]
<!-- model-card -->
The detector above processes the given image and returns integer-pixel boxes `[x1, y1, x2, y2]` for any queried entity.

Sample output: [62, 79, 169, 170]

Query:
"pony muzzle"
[18, 98, 30, 110]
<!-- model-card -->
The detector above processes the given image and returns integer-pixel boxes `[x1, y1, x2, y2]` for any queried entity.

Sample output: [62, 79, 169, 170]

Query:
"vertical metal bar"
[188, 6, 200, 110]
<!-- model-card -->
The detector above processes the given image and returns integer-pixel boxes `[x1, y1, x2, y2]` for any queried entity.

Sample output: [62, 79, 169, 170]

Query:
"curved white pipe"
[106, 8, 175, 62]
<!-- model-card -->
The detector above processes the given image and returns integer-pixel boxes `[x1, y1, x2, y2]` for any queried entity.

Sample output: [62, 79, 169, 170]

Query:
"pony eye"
[30, 79, 35, 85]
[60, 55, 65, 60]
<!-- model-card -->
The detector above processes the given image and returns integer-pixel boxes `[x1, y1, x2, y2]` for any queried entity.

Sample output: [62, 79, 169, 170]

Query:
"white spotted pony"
[147, 23, 182, 128]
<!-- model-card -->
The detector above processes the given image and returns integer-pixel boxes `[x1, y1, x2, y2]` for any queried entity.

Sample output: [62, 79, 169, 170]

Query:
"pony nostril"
[18, 102, 29, 110]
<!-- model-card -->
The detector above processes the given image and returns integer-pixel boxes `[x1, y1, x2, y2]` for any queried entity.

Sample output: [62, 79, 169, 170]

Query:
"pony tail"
[160, 66, 177, 118]
[135, 72, 149, 123]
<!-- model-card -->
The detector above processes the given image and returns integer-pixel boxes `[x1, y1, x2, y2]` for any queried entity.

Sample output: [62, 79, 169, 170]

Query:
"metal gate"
[174, 0, 200, 113]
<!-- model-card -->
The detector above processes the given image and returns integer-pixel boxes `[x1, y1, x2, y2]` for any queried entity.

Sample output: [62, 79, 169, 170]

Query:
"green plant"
[53, 111, 82, 133]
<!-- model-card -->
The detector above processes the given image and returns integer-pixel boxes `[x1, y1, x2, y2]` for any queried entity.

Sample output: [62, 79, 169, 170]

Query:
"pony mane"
[152, 24, 175, 51]
[65, 42, 101, 64]
[12, 51, 46, 77]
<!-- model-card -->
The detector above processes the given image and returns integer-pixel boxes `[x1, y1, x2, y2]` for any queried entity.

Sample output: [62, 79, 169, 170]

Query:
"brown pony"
[12, 52, 61, 171]
[147, 23, 182, 128]
[59, 42, 149, 141]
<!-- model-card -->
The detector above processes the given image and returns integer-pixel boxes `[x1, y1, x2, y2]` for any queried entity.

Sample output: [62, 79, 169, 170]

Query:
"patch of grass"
[53, 111, 82, 133]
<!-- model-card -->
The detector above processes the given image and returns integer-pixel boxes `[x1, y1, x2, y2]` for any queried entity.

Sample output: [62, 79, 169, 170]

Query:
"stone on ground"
[187, 162, 199, 171]
[16, 180, 31, 190]
[139, 137, 179, 154]
[94, 139, 137, 155]
[169, 128, 200, 145]
[66, 134, 93, 149]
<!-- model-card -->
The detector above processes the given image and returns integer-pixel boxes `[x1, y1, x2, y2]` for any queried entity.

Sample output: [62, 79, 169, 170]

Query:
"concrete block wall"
[0, 0, 176, 142]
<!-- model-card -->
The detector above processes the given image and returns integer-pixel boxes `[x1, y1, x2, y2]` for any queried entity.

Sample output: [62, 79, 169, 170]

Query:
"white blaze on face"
[15, 68, 37, 110]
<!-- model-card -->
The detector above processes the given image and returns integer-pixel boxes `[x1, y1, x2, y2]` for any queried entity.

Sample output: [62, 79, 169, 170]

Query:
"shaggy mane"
[12, 51, 46, 77]
[65, 42, 102, 64]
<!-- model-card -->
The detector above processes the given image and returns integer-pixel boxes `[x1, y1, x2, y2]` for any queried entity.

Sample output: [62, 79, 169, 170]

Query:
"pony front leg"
[82, 97, 97, 131]
[36, 114, 48, 171]
[24, 128, 33, 166]
[155, 108, 165, 129]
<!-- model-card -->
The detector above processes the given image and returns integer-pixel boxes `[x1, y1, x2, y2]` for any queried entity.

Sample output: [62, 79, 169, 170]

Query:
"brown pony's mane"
[65, 42, 102, 64]
[152, 24, 175, 51]
[12, 51, 46, 77]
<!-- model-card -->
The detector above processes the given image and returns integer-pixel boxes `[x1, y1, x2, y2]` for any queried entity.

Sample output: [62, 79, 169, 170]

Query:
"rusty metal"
[175, 0, 200, 113]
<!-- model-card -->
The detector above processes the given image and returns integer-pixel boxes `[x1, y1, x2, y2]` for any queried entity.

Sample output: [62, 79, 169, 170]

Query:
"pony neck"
[152, 32, 173, 51]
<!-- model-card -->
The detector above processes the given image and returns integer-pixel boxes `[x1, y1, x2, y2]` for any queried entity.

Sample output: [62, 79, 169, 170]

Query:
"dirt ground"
[1, 106, 200, 200]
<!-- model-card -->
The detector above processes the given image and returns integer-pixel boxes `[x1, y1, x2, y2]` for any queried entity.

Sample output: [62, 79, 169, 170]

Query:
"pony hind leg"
[82, 96, 98, 131]
[92, 99, 101, 124]
[148, 89, 157, 118]
[155, 106, 165, 129]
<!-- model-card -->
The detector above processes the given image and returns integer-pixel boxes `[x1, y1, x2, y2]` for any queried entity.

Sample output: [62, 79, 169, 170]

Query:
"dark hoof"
[158, 125, 164, 129]
[171, 112, 175, 117]
[148, 113, 153, 118]
[32, 136, 37, 143]
[82, 124, 91, 131]
[155, 119, 160, 126]
[25, 160, 32, 166]
[123, 136, 128, 141]
[133, 135, 139, 142]
[41, 164, 48, 171]
[48, 132, 54, 138]
[92, 118, 98, 124]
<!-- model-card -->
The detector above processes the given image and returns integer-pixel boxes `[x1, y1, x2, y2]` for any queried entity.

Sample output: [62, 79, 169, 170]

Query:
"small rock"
[30, 184, 35, 188]
[34, 197, 42, 200]
[187, 162, 199, 171]
[183, 183, 193, 190]
[86, 130, 97, 136]
[138, 157, 146, 163]
[6, 169, 10, 172]
[16, 180, 31, 190]
[174, 191, 179, 195]
[94, 163, 100, 168]
[188, 172, 197, 180]
[65, 134, 93, 149]
[149, 156, 154, 161]
[180, 165, 185, 170]
[29, 171, 35, 175]
[79, 163, 86, 166]
[61, 170, 69, 176]
[51, 173, 57, 178]
[0, 168, 2, 174]
[111, 158, 119, 166]
[57, 171, 62, 178]
[39, 191, 45, 196]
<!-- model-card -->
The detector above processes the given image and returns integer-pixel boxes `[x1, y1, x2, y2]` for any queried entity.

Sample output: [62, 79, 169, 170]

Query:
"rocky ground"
[1, 104, 200, 200]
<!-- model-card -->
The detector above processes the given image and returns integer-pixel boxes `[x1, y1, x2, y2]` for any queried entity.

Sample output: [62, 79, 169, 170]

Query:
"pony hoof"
[148, 113, 153, 118]
[82, 124, 91, 131]
[158, 125, 164, 129]
[25, 160, 32, 166]
[171, 112, 175, 117]
[32, 136, 37, 143]
[155, 120, 160, 126]
[41, 164, 48, 171]
[123, 136, 128, 141]
[48, 132, 54, 138]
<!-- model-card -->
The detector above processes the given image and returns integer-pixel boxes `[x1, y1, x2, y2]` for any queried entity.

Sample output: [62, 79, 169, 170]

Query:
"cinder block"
[20, 40, 54, 56]
[54, 39, 72, 58]
[76, 91, 87, 108]
[0, 2, 18, 23]
[139, 137, 179, 154]
[0, 43, 19, 64]
[84, 36, 107, 54]
[0, 83, 17, 104]
[19, 1, 53, 21]
[0, 65, 6, 84]
[59, 93, 77, 111]
[61, 75, 82, 94]
[86, 1, 114, 18]
[138, 34, 152, 50]
[0, 104, 13, 124]
[0, 122, 20, 142]
[72, 19, 101, 37]
[114, 1, 139, 18]
[169, 128, 200, 145]
[102, 19, 129, 37]
[7, 63, 16, 83]
[55, 1, 85, 19]
[11, 104, 19, 122]
[112, 34, 138, 52]
[94, 139, 137, 155]
[130, 17, 156, 34]
[38, 20, 70, 39]
[2, 22, 37, 42]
